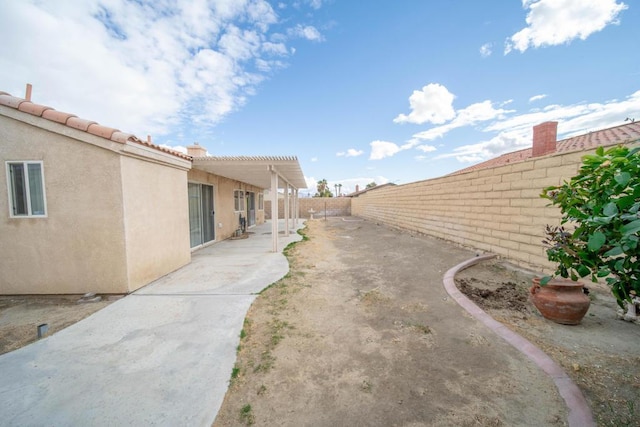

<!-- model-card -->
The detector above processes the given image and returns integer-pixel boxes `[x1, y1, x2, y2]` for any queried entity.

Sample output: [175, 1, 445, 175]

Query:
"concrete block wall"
[351, 149, 597, 272]
[265, 197, 351, 219]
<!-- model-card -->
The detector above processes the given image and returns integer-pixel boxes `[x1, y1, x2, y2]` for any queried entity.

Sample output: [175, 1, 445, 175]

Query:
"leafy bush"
[541, 145, 640, 307]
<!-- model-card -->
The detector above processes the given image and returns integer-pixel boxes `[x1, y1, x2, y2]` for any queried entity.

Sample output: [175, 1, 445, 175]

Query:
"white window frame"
[234, 189, 245, 212]
[6, 161, 47, 218]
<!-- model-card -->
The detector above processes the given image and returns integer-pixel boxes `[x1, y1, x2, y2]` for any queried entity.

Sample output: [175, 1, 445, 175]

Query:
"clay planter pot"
[530, 278, 590, 325]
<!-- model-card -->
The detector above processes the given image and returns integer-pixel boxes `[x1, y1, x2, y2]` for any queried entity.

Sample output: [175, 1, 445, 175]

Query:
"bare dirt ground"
[2, 218, 637, 426]
[455, 260, 640, 426]
[0, 295, 114, 355]
[214, 218, 640, 427]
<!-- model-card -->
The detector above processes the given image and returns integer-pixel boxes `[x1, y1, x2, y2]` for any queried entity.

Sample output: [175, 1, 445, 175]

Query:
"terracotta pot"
[530, 278, 590, 325]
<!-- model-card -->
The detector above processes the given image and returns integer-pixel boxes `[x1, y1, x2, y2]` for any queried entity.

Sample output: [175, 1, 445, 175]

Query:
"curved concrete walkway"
[443, 255, 595, 427]
[0, 220, 304, 426]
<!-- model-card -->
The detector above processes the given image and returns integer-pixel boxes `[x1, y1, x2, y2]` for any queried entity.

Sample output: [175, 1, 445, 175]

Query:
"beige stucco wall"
[187, 169, 265, 243]
[352, 146, 632, 273]
[120, 155, 191, 292]
[1, 107, 194, 295]
[0, 112, 129, 294]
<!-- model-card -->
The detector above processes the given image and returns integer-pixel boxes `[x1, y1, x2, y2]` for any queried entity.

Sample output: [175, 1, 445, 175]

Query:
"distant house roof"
[450, 121, 640, 176]
[0, 89, 191, 161]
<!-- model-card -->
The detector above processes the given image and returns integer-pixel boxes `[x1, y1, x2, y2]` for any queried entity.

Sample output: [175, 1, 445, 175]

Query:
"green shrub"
[541, 145, 640, 307]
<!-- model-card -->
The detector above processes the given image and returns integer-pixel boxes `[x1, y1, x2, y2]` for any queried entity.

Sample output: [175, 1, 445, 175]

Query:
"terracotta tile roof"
[0, 90, 191, 161]
[555, 122, 640, 153]
[451, 121, 640, 175]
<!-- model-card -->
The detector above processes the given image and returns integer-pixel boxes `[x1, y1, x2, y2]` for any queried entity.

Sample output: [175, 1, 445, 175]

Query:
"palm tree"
[315, 179, 333, 197]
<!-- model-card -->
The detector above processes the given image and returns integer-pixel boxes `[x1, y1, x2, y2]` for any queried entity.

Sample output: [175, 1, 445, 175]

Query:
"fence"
[351, 149, 593, 271]
[264, 144, 633, 272]
[265, 197, 351, 219]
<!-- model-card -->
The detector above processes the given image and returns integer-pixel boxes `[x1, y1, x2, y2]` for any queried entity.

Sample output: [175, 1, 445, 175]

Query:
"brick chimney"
[186, 143, 207, 157]
[532, 121, 558, 157]
[355, 184, 360, 192]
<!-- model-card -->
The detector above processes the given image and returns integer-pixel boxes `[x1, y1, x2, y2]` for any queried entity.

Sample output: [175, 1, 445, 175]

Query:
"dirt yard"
[212, 217, 637, 427]
[2, 218, 637, 426]
[0, 295, 115, 355]
[455, 260, 640, 426]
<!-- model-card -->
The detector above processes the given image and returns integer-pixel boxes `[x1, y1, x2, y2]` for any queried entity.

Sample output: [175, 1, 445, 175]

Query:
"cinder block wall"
[265, 197, 351, 219]
[351, 149, 596, 272]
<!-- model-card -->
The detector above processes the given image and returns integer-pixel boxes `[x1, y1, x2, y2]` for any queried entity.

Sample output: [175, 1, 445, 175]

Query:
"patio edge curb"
[443, 254, 595, 427]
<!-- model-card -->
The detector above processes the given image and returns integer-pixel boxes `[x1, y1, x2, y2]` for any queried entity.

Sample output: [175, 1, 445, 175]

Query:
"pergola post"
[271, 168, 279, 252]
[294, 189, 299, 225]
[284, 182, 290, 237]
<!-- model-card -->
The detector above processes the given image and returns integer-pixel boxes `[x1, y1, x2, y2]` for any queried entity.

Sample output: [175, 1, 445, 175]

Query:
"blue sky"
[1, 1, 638, 196]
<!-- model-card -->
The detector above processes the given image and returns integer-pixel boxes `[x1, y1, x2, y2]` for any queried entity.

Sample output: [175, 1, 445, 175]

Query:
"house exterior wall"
[120, 155, 191, 292]
[352, 147, 625, 272]
[0, 112, 129, 294]
[187, 169, 265, 241]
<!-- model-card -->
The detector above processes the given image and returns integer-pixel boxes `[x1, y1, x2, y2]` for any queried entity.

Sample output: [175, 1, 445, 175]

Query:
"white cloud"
[435, 132, 530, 163]
[288, 24, 324, 41]
[311, 157, 318, 162]
[0, 0, 319, 141]
[479, 43, 492, 57]
[545, 91, 640, 137]
[456, 100, 510, 125]
[391, 82, 515, 155]
[505, 0, 628, 54]
[255, 58, 287, 72]
[337, 148, 364, 157]
[380, 85, 514, 160]
[485, 90, 640, 139]
[416, 144, 437, 153]
[433, 89, 640, 165]
[394, 83, 456, 125]
[262, 41, 289, 55]
[219, 25, 262, 61]
[370, 140, 401, 160]
[410, 100, 513, 142]
[389, 86, 639, 166]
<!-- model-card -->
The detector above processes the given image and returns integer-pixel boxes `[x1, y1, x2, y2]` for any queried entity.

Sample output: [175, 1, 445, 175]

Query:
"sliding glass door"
[247, 191, 256, 227]
[188, 183, 215, 248]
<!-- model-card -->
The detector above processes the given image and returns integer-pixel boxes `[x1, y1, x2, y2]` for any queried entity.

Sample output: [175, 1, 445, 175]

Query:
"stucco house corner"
[0, 85, 306, 295]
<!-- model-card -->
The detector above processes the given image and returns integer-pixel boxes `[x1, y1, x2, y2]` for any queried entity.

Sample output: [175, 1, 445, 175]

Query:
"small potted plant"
[531, 224, 591, 325]
[539, 144, 640, 323]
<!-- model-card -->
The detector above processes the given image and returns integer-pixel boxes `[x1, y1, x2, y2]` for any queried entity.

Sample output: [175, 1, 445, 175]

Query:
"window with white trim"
[234, 190, 245, 211]
[258, 193, 264, 210]
[6, 161, 47, 217]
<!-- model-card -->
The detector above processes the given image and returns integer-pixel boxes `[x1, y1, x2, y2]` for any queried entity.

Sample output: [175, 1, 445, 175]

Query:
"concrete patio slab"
[0, 220, 304, 426]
